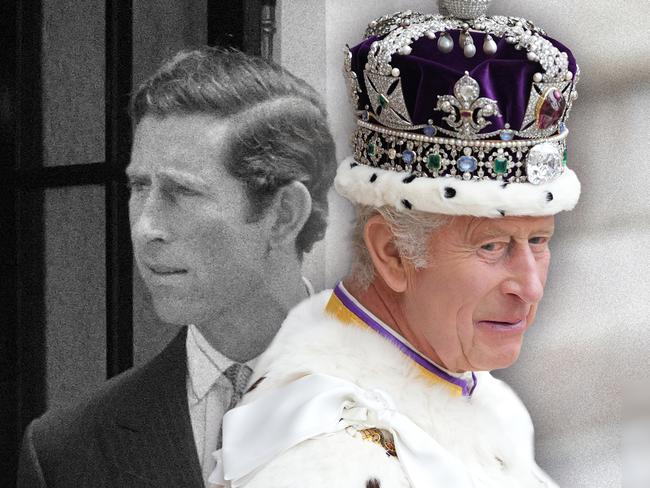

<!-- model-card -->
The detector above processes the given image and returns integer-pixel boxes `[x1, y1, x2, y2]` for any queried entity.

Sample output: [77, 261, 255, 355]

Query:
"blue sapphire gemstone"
[361, 110, 370, 121]
[457, 155, 478, 173]
[402, 150, 416, 165]
[499, 129, 514, 141]
[559, 122, 567, 133]
[423, 125, 437, 137]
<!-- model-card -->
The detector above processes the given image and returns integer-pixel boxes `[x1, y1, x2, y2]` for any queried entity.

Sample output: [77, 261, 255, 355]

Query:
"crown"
[336, 0, 581, 218]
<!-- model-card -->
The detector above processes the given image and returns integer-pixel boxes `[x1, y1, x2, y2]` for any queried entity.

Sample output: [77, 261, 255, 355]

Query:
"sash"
[209, 373, 474, 488]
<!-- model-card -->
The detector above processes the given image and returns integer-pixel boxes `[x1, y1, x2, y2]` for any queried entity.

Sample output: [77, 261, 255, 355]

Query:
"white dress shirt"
[186, 325, 257, 486]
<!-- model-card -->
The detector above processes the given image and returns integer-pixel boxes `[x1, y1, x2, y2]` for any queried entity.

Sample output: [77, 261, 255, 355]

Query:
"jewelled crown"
[335, 0, 581, 218]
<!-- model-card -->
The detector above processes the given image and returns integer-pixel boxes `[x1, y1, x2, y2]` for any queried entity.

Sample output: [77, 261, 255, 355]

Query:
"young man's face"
[127, 114, 272, 326]
[401, 215, 555, 372]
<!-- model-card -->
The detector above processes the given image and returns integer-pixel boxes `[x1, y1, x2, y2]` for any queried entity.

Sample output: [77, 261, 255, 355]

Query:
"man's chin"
[151, 299, 205, 326]
[479, 347, 522, 371]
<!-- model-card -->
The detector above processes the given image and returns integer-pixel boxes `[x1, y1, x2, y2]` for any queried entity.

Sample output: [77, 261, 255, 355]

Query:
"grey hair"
[349, 205, 451, 290]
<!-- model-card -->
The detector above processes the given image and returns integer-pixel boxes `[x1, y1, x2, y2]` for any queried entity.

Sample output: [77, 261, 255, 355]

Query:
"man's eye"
[174, 185, 201, 197]
[529, 236, 548, 245]
[480, 242, 506, 252]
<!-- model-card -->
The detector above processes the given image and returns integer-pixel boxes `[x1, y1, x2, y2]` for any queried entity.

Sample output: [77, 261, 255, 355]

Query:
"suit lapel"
[101, 327, 204, 487]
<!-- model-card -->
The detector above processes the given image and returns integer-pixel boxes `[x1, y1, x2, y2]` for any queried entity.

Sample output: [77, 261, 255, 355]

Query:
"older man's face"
[127, 114, 271, 326]
[403, 215, 555, 372]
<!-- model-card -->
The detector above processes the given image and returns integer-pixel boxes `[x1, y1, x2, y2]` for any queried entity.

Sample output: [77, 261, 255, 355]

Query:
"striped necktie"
[217, 362, 253, 449]
[224, 362, 254, 410]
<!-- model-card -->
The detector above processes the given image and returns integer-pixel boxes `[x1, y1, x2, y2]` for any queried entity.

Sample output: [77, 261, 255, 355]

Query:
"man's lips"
[475, 318, 527, 332]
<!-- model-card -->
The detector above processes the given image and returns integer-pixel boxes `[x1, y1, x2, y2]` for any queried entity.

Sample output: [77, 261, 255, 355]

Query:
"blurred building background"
[1, 0, 648, 486]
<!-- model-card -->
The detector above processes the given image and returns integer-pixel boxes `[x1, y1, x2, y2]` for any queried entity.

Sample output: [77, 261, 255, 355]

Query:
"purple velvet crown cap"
[334, 8, 582, 218]
[348, 30, 578, 135]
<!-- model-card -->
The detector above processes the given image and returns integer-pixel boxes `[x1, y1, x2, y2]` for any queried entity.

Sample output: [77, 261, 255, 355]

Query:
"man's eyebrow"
[474, 227, 511, 240]
[159, 170, 213, 191]
[472, 222, 556, 240]
[481, 225, 556, 240]
[124, 168, 212, 191]
[533, 226, 555, 236]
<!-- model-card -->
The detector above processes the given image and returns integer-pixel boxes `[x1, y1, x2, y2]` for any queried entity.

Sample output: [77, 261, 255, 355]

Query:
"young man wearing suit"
[17, 47, 337, 487]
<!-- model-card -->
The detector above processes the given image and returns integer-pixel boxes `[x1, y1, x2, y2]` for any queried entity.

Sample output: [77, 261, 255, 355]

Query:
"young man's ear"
[268, 181, 312, 251]
[363, 214, 408, 293]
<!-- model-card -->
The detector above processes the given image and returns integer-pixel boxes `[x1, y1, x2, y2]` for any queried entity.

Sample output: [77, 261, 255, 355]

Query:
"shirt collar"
[326, 282, 477, 397]
[186, 324, 258, 403]
[187, 276, 313, 402]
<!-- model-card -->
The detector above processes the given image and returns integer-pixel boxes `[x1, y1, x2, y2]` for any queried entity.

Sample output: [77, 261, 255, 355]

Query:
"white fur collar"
[242, 291, 557, 488]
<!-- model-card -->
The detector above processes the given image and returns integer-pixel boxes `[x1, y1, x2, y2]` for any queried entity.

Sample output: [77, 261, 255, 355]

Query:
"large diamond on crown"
[526, 142, 563, 184]
[364, 71, 414, 129]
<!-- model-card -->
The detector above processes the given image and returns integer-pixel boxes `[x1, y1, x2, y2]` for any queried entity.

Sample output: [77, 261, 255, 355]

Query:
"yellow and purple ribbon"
[326, 282, 476, 397]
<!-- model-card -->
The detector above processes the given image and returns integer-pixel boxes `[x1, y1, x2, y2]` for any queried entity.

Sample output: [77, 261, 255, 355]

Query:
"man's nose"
[501, 244, 546, 304]
[130, 189, 170, 243]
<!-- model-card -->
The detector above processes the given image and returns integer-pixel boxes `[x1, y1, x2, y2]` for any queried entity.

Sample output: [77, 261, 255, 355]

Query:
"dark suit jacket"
[17, 327, 204, 488]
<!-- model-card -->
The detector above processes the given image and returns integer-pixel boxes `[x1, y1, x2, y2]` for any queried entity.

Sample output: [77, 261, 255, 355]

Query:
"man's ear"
[363, 214, 408, 293]
[269, 181, 312, 251]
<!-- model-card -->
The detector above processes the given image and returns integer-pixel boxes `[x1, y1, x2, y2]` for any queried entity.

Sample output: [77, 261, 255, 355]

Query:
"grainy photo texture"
[2, 1, 649, 487]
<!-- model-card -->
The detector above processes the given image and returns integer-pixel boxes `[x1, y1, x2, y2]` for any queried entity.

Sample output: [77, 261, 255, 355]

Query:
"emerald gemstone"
[494, 157, 508, 174]
[562, 149, 568, 166]
[378, 94, 390, 109]
[367, 142, 376, 156]
[427, 154, 441, 170]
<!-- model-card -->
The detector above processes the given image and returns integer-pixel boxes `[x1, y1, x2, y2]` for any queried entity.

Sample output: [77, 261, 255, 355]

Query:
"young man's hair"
[130, 47, 337, 257]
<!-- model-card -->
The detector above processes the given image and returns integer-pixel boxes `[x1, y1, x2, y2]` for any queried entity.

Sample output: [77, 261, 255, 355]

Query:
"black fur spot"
[444, 187, 456, 198]
[401, 199, 413, 210]
[546, 192, 554, 202]
[498, 209, 506, 217]
[366, 479, 381, 488]
[402, 174, 417, 184]
[370, 173, 377, 183]
[350, 162, 358, 168]
[501, 182, 509, 189]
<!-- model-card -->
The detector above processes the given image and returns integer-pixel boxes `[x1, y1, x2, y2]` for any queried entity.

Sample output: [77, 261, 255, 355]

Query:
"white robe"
[221, 290, 558, 488]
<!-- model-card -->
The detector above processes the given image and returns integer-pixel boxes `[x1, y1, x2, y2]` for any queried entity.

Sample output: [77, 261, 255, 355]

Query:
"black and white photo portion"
[12, 4, 338, 486]
[2, 1, 649, 487]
